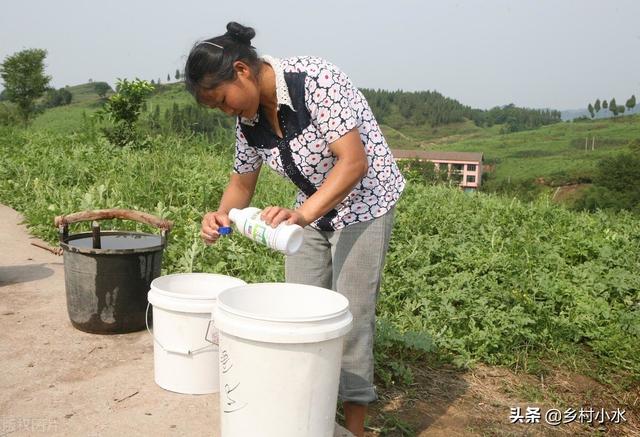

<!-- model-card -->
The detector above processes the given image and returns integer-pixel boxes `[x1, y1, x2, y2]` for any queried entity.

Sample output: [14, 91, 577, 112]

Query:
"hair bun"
[225, 22, 255, 46]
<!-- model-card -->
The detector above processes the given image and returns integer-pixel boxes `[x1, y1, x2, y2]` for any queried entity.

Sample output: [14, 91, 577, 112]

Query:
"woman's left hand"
[260, 206, 309, 228]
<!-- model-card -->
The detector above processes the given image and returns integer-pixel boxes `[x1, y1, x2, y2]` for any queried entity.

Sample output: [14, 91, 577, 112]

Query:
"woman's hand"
[260, 206, 310, 228]
[200, 211, 231, 245]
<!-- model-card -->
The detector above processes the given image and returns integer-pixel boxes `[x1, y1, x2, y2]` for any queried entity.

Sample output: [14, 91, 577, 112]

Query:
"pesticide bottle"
[221, 207, 304, 255]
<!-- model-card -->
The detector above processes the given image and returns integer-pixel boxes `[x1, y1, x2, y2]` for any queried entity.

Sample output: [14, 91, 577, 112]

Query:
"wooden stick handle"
[31, 242, 63, 256]
[54, 209, 173, 231]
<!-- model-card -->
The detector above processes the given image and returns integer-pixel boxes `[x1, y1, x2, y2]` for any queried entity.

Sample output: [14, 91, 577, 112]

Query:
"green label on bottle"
[244, 211, 268, 245]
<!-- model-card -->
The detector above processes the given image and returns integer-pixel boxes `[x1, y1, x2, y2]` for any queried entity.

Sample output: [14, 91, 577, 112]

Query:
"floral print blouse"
[233, 55, 405, 231]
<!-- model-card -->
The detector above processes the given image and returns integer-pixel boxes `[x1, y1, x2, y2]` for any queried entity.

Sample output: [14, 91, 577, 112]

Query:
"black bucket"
[55, 209, 173, 334]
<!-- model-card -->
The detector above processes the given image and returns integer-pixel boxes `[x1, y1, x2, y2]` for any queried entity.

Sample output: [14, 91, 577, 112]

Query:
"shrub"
[96, 78, 154, 147]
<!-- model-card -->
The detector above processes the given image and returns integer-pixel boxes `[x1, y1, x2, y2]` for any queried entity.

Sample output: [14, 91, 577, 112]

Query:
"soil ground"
[367, 362, 638, 436]
[551, 184, 591, 204]
[1, 203, 637, 436]
[0, 204, 351, 437]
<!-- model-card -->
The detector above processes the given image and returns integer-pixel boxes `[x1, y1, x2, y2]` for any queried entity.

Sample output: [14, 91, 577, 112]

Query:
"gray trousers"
[285, 207, 395, 405]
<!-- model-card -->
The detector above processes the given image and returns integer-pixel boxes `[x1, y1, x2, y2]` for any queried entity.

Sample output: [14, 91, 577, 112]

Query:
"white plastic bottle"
[227, 207, 304, 255]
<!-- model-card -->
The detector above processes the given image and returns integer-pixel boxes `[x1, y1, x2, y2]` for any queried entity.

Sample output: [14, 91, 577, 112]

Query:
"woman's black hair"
[184, 22, 260, 102]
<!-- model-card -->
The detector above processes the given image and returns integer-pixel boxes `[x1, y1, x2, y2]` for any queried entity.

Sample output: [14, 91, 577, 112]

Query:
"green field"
[2, 125, 638, 379]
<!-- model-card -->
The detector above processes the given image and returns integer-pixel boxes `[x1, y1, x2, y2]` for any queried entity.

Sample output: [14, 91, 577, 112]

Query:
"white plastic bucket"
[213, 283, 353, 437]
[147, 273, 246, 394]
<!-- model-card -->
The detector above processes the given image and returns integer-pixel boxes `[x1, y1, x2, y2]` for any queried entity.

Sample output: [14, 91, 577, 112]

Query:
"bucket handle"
[55, 209, 173, 243]
[145, 303, 216, 356]
[204, 319, 219, 346]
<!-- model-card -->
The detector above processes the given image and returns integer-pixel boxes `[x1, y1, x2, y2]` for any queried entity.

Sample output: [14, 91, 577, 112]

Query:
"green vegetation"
[95, 78, 154, 147]
[587, 94, 636, 118]
[0, 101, 20, 126]
[66, 82, 112, 104]
[93, 81, 112, 99]
[13, 78, 640, 213]
[31, 82, 115, 134]
[41, 87, 72, 109]
[361, 89, 561, 133]
[0, 48, 51, 125]
[148, 101, 233, 140]
[423, 115, 640, 200]
[573, 153, 640, 213]
[1, 117, 638, 389]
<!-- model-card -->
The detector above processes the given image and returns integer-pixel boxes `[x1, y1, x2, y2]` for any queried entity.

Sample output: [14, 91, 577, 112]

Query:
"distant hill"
[64, 82, 113, 104]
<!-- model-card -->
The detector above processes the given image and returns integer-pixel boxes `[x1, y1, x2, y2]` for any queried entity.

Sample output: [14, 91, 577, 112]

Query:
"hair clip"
[200, 41, 223, 50]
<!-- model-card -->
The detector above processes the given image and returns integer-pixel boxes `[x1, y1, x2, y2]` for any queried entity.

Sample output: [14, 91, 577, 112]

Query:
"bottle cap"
[218, 226, 233, 236]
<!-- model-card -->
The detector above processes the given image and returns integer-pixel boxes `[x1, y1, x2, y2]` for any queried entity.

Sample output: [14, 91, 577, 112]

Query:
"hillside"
[65, 82, 113, 104]
[30, 82, 113, 133]
[402, 114, 640, 186]
[27, 80, 640, 206]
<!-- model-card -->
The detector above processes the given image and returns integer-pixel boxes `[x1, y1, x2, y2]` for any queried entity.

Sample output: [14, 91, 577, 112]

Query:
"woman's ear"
[233, 61, 251, 79]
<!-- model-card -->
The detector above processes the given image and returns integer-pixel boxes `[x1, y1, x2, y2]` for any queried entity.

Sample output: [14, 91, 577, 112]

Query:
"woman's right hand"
[201, 211, 231, 245]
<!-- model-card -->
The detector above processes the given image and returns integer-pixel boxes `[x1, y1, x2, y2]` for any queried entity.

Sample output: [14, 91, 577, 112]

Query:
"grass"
[31, 82, 109, 134]
[380, 119, 504, 150]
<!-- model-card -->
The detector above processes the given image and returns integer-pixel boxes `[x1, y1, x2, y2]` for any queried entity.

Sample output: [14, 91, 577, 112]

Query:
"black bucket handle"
[54, 208, 174, 244]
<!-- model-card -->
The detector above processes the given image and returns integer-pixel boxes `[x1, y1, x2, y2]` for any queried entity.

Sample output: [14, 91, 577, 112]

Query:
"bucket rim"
[61, 230, 165, 255]
[216, 282, 350, 323]
[150, 273, 247, 301]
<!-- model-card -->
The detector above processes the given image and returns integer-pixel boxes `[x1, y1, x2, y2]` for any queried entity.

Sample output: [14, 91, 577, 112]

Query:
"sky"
[1, 0, 639, 110]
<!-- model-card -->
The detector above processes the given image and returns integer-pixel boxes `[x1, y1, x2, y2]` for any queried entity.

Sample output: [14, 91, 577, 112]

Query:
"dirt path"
[0, 204, 351, 437]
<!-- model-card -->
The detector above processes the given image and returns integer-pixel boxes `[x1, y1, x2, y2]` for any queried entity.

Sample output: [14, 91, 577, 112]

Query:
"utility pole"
[591, 136, 595, 151]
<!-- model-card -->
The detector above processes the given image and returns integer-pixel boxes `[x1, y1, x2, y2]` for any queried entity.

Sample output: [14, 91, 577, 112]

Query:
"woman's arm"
[201, 167, 261, 244]
[217, 169, 261, 214]
[261, 128, 368, 227]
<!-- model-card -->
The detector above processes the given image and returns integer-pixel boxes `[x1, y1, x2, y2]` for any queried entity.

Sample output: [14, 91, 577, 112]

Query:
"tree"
[588, 103, 595, 118]
[626, 95, 636, 111]
[609, 98, 618, 116]
[42, 87, 72, 109]
[94, 82, 111, 99]
[574, 153, 640, 212]
[175, 69, 181, 80]
[0, 48, 51, 124]
[594, 99, 601, 113]
[167, 73, 170, 82]
[59, 88, 72, 105]
[602, 99, 608, 109]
